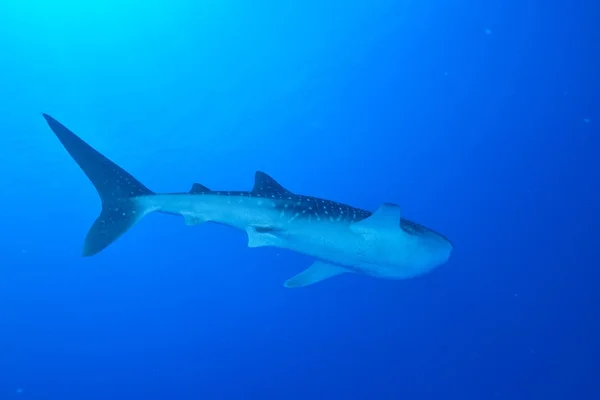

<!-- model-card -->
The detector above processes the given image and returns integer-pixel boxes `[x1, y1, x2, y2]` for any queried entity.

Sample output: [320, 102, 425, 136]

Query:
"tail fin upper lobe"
[42, 114, 154, 256]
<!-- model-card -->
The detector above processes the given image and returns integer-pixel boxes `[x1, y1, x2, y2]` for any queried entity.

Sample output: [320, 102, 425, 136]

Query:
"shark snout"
[437, 237, 454, 264]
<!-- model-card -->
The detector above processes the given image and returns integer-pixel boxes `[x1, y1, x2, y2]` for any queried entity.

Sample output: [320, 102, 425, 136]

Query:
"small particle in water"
[16, 388, 23, 395]
[485, 28, 492, 35]
[583, 118, 591, 124]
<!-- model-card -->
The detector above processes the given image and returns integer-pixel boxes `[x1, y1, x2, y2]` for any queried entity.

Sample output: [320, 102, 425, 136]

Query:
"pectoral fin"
[350, 202, 401, 233]
[284, 261, 348, 288]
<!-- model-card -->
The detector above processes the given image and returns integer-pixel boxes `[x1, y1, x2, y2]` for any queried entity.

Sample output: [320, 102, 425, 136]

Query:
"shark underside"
[42, 114, 453, 288]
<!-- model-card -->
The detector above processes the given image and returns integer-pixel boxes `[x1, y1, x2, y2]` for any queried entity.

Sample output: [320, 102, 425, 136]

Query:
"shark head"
[347, 204, 453, 278]
[400, 219, 453, 273]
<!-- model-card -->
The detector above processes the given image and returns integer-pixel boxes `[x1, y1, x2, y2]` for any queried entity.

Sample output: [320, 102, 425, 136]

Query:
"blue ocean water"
[0, 0, 598, 398]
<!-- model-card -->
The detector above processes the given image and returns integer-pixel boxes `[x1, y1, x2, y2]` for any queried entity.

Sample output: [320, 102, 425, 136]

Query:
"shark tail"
[42, 114, 155, 256]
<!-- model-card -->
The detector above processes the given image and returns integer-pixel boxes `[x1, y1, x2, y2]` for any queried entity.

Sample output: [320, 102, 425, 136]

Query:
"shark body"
[43, 114, 453, 287]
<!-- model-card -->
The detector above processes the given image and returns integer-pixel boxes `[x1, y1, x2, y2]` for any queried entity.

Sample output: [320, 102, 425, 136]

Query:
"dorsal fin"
[189, 183, 211, 194]
[252, 171, 292, 196]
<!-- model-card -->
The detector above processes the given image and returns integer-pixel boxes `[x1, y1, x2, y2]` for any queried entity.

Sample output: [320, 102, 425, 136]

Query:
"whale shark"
[42, 113, 453, 287]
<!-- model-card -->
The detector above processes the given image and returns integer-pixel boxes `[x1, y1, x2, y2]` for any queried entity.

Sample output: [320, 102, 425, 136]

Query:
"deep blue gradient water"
[0, 0, 598, 399]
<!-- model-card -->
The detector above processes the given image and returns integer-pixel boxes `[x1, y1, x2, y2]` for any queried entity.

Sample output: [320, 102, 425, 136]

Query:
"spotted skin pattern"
[186, 171, 448, 243]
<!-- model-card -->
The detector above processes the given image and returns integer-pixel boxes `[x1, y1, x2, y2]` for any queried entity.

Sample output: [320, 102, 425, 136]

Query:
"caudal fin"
[42, 114, 154, 256]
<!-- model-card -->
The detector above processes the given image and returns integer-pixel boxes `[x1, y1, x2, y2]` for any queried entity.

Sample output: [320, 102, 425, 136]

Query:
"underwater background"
[0, 0, 598, 399]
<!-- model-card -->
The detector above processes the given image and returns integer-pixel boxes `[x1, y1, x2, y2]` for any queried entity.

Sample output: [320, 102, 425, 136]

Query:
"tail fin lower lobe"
[43, 114, 154, 256]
